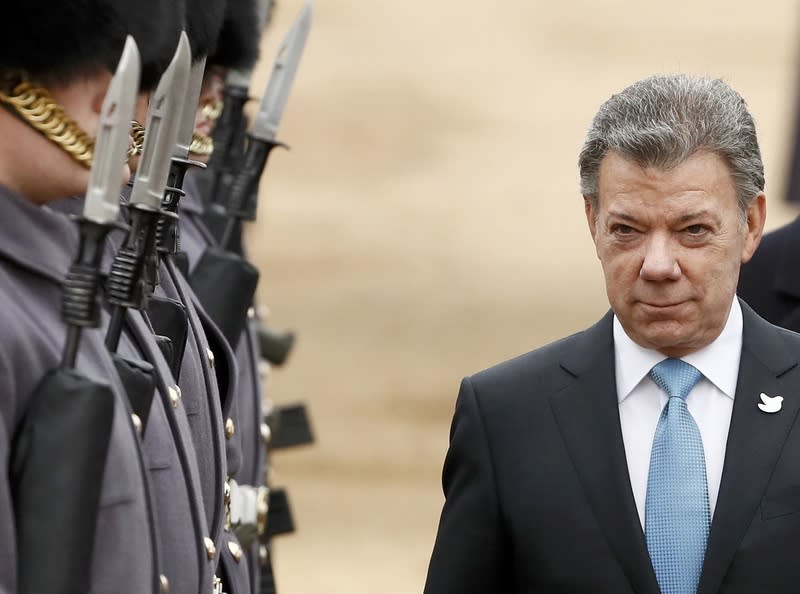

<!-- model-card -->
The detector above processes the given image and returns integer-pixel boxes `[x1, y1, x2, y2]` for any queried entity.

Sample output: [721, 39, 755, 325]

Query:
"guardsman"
[184, 4, 317, 592]
[182, 0, 270, 588]
[47, 5, 226, 593]
[126, 1, 255, 592]
[0, 1, 179, 592]
[105, 9, 222, 594]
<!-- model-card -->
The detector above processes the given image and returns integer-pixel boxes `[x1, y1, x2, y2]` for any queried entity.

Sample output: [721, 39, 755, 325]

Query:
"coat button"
[261, 422, 271, 445]
[204, 536, 216, 560]
[159, 575, 169, 593]
[227, 540, 243, 563]
[131, 414, 142, 435]
[225, 418, 235, 440]
[168, 385, 181, 408]
[207, 348, 215, 368]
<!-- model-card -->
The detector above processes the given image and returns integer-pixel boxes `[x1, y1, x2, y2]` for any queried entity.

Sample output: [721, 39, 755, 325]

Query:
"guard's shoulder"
[747, 216, 799, 265]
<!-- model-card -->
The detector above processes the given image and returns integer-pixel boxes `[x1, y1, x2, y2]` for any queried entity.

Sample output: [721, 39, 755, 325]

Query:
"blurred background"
[246, 1, 800, 591]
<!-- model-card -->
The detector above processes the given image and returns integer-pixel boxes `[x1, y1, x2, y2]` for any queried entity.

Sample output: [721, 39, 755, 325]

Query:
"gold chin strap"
[125, 120, 215, 157]
[201, 98, 223, 122]
[190, 130, 214, 156]
[0, 72, 94, 168]
[129, 120, 145, 157]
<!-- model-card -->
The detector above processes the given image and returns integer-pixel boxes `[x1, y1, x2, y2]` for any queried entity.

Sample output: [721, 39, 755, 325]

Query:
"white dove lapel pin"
[758, 393, 783, 414]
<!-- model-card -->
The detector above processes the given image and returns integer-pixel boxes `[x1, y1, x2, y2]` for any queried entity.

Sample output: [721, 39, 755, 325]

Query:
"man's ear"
[584, 195, 598, 243]
[49, 70, 112, 138]
[90, 79, 108, 116]
[741, 192, 766, 264]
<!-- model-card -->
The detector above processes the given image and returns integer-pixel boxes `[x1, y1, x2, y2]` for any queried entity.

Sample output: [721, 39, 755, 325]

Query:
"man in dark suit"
[423, 74, 800, 594]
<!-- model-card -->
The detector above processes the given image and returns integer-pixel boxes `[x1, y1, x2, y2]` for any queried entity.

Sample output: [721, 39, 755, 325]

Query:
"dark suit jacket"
[738, 215, 800, 332]
[424, 302, 800, 593]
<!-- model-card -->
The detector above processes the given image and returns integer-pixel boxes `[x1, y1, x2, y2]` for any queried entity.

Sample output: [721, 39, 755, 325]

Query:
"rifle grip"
[227, 137, 287, 221]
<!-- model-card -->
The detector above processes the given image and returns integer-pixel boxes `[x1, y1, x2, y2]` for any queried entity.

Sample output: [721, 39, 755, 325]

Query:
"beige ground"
[244, 2, 800, 592]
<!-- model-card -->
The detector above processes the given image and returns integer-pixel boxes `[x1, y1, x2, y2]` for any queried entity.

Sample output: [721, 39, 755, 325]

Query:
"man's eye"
[612, 224, 636, 235]
[685, 224, 707, 235]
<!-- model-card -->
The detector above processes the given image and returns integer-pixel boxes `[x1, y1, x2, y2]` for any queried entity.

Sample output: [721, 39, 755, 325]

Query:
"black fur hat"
[0, 0, 182, 88]
[130, 0, 185, 91]
[135, 0, 185, 90]
[185, 0, 228, 61]
[208, 0, 260, 70]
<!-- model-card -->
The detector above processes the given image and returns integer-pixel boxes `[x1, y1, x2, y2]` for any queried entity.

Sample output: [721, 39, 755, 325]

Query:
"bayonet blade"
[175, 56, 207, 158]
[259, 0, 276, 30]
[129, 31, 192, 210]
[84, 36, 141, 225]
[250, 1, 313, 142]
[225, 68, 253, 90]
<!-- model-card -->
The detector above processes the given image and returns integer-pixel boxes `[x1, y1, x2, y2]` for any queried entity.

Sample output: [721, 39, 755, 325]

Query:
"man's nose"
[640, 234, 681, 280]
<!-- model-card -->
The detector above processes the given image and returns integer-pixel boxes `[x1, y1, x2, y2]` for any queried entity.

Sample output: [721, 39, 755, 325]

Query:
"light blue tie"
[645, 358, 709, 594]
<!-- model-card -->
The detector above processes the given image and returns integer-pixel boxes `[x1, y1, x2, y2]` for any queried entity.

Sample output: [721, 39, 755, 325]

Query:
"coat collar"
[180, 171, 205, 216]
[0, 185, 78, 285]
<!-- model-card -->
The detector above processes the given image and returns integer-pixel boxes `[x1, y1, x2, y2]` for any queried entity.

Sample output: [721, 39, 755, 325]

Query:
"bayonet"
[157, 55, 209, 256]
[214, 1, 313, 250]
[250, 1, 313, 143]
[225, 68, 253, 91]
[105, 32, 192, 351]
[62, 36, 141, 367]
[129, 31, 192, 210]
[259, 0, 276, 31]
[175, 56, 207, 159]
[83, 36, 141, 226]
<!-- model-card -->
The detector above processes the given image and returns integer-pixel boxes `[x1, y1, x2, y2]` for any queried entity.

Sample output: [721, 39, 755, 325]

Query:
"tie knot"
[649, 358, 703, 401]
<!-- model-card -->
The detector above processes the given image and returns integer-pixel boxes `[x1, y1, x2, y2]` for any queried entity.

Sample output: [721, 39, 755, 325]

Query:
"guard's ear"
[741, 192, 766, 264]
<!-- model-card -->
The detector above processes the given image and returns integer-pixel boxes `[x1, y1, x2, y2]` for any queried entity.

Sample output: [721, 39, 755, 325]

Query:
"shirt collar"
[613, 297, 743, 403]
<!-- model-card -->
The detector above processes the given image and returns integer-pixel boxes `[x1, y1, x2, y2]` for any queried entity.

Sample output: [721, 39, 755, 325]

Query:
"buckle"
[212, 576, 224, 594]
[256, 486, 269, 536]
[224, 479, 232, 531]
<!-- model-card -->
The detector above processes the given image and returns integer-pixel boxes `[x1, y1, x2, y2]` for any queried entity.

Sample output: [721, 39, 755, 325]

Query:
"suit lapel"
[698, 302, 800, 594]
[549, 312, 660, 594]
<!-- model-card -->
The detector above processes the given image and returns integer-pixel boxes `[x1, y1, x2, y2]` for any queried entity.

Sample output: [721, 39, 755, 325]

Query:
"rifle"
[11, 38, 141, 594]
[190, 2, 312, 350]
[195, 0, 276, 210]
[105, 32, 192, 358]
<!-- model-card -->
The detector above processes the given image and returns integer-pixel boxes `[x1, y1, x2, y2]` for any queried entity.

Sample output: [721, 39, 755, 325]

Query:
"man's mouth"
[636, 300, 690, 316]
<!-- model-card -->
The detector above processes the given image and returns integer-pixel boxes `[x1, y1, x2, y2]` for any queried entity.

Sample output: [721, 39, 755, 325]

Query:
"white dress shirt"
[614, 298, 742, 528]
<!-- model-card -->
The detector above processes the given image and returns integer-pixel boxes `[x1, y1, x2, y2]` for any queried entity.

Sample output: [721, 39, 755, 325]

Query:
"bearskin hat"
[208, 0, 261, 70]
[185, 0, 228, 61]
[0, 0, 183, 91]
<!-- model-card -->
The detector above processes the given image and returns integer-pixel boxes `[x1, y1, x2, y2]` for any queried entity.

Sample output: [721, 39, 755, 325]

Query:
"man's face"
[585, 150, 765, 357]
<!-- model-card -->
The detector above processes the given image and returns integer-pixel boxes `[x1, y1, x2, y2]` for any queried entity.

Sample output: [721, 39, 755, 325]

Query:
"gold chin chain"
[129, 120, 145, 157]
[202, 98, 223, 122]
[129, 121, 215, 157]
[0, 72, 94, 168]
[190, 130, 214, 156]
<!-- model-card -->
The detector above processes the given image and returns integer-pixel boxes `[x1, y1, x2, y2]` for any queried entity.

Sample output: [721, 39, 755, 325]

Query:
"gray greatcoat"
[0, 186, 157, 594]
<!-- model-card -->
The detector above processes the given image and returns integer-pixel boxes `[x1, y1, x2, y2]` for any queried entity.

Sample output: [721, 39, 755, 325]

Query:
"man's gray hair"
[579, 74, 764, 218]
